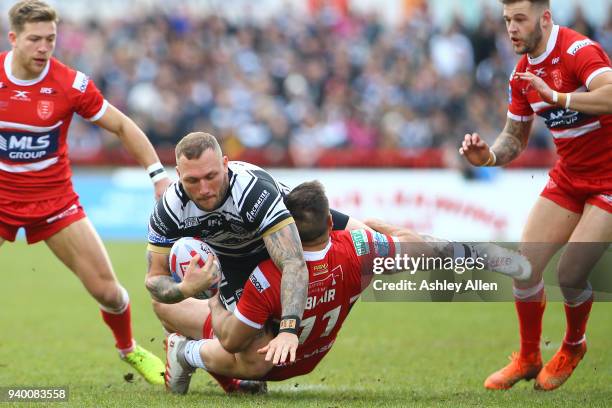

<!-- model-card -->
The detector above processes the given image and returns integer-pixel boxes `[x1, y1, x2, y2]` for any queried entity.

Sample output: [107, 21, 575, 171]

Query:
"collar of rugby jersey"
[4, 50, 51, 86]
[528, 24, 559, 65]
[303, 240, 332, 261]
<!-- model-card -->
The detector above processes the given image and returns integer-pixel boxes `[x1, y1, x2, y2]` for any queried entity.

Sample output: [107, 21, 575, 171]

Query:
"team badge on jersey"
[37, 100, 54, 120]
[551, 69, 563, 89]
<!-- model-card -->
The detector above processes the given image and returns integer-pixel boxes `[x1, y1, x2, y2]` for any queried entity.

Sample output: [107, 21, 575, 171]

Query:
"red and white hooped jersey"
[0, 51, 107, 201]
[507, 25, 612, 176]
[234, 229, 397, 381]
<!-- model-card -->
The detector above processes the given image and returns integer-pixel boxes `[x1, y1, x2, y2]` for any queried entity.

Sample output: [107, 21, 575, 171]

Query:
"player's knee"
[557, 260, 589, 289]
[245, 359, 271, 379]
[151, 299, 172, 323]
[557, 270, 587, 291]
[95, 284, 129, 312]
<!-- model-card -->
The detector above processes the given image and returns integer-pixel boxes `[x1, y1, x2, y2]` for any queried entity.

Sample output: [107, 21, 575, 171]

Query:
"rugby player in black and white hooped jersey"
[145, 132, 365, 392]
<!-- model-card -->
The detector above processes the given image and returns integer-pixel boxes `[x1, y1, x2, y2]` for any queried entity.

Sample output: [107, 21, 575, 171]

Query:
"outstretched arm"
[94, 104, 171, 199]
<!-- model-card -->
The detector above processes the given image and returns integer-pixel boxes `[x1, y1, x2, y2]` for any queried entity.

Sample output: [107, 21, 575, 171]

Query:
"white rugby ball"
[169, 237, 220, 299]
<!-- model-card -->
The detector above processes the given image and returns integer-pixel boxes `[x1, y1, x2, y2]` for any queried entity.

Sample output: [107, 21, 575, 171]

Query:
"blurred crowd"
[4, 3, 611, 165]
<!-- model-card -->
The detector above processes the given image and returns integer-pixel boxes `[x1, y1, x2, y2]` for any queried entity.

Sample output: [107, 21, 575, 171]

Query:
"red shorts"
[0, 193, 86, 244]
[541, 163, 612, 214]
[202, 313, 214, 340]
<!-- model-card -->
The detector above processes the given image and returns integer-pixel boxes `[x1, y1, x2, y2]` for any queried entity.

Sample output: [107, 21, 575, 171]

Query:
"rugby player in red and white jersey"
[0, 0, 171, 383]
[160, 181, 532, 394]
[460, 0, 612, 391]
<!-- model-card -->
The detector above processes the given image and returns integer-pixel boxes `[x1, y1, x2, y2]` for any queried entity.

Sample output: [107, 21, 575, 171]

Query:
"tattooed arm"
[257, 222, 307, 364]
[490, 117, 533, 166]
[262, 222, 308, 319]
[145, 250, 220, 303]
[145, 251, 186, 303]
[460, 117, 532, 167]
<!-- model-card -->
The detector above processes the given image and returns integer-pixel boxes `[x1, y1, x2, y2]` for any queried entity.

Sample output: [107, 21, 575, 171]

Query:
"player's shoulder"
[154, 180, 190, 219]
[229, 161, 279, 189]
[557, 26, 600, 57]
[47, 57, 91, 94]
[228, 160, 286, 216]
[330, 229, 353, 245]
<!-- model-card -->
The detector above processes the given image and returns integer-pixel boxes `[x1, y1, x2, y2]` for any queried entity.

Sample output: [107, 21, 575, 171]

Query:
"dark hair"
[9, 0, 58, 33]
[175, 132, 222, 163]
[284, 181, 330, 243]
[500, 0, 550, 7]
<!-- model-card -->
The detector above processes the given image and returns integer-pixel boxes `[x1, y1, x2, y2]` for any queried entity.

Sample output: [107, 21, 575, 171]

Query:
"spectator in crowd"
[38, 3, 604, 165]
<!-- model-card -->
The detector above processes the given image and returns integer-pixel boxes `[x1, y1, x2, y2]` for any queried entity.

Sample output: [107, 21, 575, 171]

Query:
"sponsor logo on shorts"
[46, 204, 78, 224]
[246, 189, 270, 222]
[350, 229, 369, 256]
[597, 194, 612, 204]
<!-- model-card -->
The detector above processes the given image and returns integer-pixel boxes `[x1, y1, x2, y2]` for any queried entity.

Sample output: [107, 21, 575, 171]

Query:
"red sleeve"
[348, 228, 398, 279]
[69, 70, 108, 121]
[507, 61, 535, 122]
[234, 265, 276, 330]
[566, 39, 612, 89]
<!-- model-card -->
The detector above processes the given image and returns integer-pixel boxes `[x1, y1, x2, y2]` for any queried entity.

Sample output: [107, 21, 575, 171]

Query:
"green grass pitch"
[1, 241, 610, 407]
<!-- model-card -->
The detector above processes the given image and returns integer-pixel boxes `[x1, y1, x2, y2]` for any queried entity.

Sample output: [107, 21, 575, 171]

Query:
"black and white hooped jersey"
[147, 161, 293, 258]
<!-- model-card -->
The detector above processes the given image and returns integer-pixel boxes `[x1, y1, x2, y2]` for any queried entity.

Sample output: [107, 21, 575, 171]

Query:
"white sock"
[564, 282, 593, 306]
[183, 339, 208, 369]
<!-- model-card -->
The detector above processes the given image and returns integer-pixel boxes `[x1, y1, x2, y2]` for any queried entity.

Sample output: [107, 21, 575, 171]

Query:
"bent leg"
[152, 298, 210, 339]
[199, 333, 274, 379]
[484, 197, 581, 390]
[556, 204, 611, 348]
[558, 204, 612, 297]
[518, 197, 581, 287]
[45, 217, 133, 350]
[45, 217, 124, 307]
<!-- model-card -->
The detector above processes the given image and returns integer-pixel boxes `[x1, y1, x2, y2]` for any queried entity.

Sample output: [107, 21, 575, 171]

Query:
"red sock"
[101, 303, 134, 352]
[209, 373, 240, 393]
[514, 285, 546, 359]
[563, 295, 593, 346]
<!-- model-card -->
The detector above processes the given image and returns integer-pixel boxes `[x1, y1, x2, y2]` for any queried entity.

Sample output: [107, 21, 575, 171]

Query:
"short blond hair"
[9, 0, 58, 33]
[175, 132, 222, 163]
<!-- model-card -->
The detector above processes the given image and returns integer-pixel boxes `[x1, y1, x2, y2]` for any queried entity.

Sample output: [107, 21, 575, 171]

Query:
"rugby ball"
[169, 237, 221, 299]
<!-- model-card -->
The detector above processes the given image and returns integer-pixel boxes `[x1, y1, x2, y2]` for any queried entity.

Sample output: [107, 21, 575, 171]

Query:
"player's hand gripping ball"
[169, 237, 221, 299]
